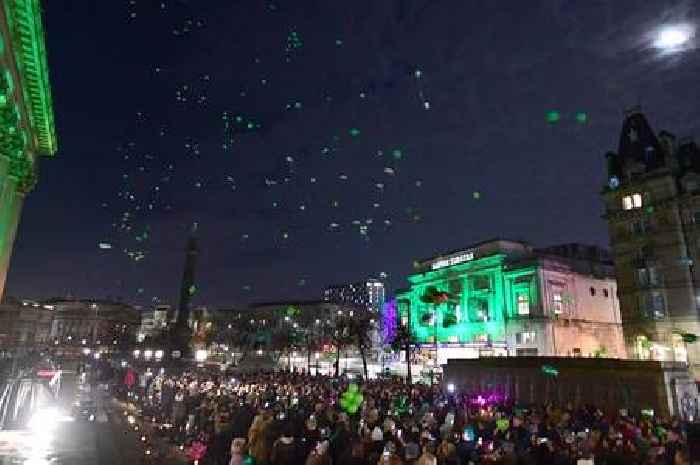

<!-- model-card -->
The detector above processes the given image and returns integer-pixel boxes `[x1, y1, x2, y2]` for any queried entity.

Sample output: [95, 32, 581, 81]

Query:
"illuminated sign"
[431, 251, 475, 270]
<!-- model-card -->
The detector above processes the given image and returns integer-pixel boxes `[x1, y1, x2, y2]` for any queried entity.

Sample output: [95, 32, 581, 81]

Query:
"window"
[630, 218, 650, 235]
[694, 211, 700, 224]
[639, 291, 666, 319]
[590, 287, 596, 296]
[516, 331, 537, 344]
[516, 348, 538, 356]
[468, 298, 490, 322]
[650, 291, 665, 319]
[552, 292, 563, 314]
[622, 193, 643, 210]
[447, 335, 459, 343]
[637, 268, 648, 286]
[603, 289, 609, 298]
[474, 334, 489, 343]
[636, 267, 660, 286]
[472, 275, 490, 291]
[400, 315, 408, 326]
[517, 293, 530, 315]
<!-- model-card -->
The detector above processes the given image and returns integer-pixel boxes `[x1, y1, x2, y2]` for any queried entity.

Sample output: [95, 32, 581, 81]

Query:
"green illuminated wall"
[397, 254, 540, 344]
[0, 0, 57, 298]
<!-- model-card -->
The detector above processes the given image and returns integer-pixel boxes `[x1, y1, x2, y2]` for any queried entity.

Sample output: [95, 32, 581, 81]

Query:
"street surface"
[0, 371, 167, 465]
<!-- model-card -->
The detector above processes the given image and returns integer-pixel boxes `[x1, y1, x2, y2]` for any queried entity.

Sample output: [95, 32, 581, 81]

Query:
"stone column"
[0, 155, 13, 299]
[0, 171, 25, 301]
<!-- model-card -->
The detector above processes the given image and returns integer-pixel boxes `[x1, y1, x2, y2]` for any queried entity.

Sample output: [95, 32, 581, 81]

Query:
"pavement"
[0, 370, 175, 465]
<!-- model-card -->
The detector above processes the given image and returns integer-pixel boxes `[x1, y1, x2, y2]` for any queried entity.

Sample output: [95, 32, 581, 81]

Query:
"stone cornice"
[4, 0, 57, 156]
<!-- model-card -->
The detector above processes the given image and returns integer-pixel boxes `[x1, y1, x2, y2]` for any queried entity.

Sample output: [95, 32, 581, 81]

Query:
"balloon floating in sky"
[546, 111, 561, 124]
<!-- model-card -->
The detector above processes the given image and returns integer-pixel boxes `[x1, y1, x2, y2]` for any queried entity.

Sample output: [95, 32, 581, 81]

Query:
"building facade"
[0, 0, 58, 299]
[0, 298, 52, 350]
[137, 304, 173, 342]
[602, 108, 700, 377]
[46, 298, 140, 346]
[323, 279, 385, 315]
[396, 240, 625, 363]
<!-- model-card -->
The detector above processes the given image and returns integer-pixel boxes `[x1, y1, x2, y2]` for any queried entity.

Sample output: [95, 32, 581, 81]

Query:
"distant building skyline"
[323, 279, 386, 314]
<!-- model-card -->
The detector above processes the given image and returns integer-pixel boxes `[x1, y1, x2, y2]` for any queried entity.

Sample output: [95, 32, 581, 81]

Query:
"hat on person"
[372, 426, 384, 441]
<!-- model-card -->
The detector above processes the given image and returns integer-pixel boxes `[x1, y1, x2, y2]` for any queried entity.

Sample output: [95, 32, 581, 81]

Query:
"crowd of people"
[128, 370, 692, 465]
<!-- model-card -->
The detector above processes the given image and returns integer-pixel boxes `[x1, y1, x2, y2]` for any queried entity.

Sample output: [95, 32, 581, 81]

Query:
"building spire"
[617, 106, 664, 171]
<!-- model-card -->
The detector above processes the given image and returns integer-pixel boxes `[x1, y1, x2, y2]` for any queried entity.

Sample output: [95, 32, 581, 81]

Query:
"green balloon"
[496, 419, 509, 432]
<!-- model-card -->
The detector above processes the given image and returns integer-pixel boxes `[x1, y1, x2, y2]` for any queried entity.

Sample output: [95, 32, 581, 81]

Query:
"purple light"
[467, 391, 507, 407]
[381, 299, 398, 344]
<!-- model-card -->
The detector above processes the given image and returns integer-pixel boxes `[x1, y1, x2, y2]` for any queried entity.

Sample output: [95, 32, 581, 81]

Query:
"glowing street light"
[195, 349, 208, 362]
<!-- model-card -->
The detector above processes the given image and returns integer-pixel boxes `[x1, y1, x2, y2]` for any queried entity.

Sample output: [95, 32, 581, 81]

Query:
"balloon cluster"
[340, 383, 364, 414]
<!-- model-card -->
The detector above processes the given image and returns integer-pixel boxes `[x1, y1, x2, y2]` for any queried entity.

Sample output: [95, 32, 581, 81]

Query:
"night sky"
[6, 1, 700, 307]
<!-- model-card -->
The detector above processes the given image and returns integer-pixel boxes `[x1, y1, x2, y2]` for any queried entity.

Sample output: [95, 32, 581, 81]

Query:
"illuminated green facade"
[0, 0, 57, 298]
[396, 240, 540, 345]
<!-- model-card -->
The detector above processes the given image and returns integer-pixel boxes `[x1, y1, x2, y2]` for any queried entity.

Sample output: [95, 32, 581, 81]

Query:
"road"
[0, 371, 165, 465]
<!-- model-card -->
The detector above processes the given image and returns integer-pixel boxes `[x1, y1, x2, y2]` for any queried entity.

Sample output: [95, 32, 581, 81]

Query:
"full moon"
[654, 24, 694, 51]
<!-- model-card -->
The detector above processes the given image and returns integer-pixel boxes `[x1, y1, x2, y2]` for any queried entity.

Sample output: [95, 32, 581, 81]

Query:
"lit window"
[622, 193, 643, 210]
[400, 316, 408, 326]
[474, 334, 489, 343]
[516, 331, 537, 344]
[447, 335, 459, 343]
[517, 293, 529, 315]
[651, 291, 665, 319]
[552, 293, 563, 314]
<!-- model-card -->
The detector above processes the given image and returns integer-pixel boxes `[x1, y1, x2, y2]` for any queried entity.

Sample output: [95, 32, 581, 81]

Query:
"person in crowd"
[124, 370, 691, 465]
[229, 438, 252, 465]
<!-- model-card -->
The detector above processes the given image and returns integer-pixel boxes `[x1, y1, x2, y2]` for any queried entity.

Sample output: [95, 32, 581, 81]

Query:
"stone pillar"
[0, 169, 25, 301]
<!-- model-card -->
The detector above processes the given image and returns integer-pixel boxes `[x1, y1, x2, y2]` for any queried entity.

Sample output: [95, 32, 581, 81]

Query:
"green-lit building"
[0, 0, 57, 299]
[396, 240, 626, 363]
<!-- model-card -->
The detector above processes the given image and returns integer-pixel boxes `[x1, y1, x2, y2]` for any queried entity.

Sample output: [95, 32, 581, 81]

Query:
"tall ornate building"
[0, 1, 57, 299]
[602, 108, 700, 376]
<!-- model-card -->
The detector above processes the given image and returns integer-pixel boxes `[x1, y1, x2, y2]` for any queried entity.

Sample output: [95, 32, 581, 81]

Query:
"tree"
[391, 323, 413, 384]
[330, 318, 353, 377]
[346, 314, 375, 379]
[419, 286, 456, 384]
